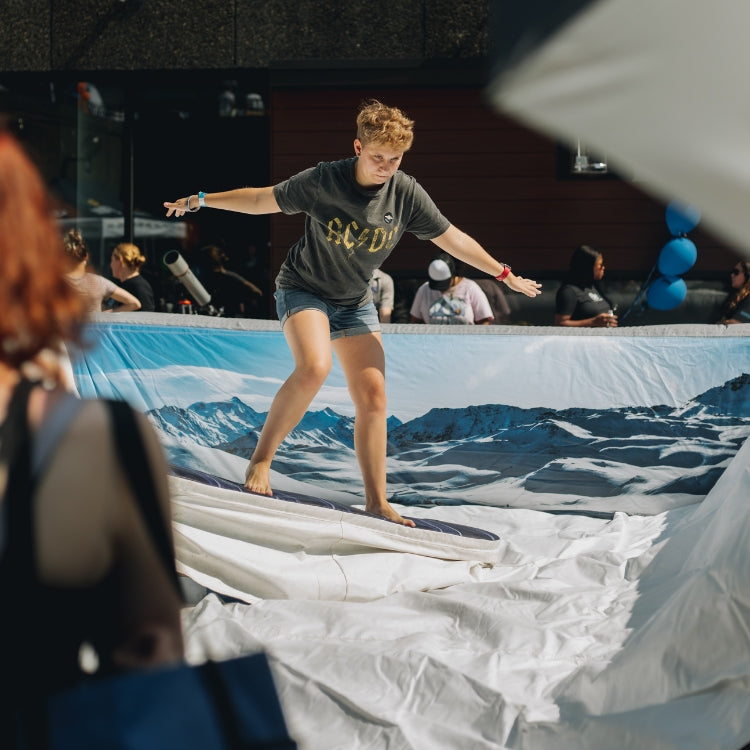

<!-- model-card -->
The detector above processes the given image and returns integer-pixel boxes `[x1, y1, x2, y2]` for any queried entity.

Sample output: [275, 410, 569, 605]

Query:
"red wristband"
[495, 264, 511, 282]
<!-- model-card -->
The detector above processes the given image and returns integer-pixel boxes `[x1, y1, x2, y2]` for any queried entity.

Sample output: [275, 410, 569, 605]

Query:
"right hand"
[504, 272, 542, 298]
[163, 197, 193, 218]
[594, 312, 618, 327]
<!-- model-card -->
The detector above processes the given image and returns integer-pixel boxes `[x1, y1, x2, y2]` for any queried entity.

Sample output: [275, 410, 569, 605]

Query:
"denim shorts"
[274, 287, 381, 340]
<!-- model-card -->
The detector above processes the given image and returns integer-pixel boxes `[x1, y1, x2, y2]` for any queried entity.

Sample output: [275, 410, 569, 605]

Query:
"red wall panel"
[269, 87, 735, 284]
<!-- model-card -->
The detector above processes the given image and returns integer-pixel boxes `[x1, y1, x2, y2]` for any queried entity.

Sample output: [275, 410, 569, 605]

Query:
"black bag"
[48, 649, 296, 750]
[35, 398, 296, 749]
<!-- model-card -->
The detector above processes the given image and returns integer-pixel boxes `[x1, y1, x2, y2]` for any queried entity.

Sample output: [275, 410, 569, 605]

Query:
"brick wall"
[268, 87, 735, 283]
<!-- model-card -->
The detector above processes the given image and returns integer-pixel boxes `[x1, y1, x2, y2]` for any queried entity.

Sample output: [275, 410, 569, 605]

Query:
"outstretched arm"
[431, 224, 542, 298]
[108, 286, 142, 312]
[241, 278, 263, 296]
[164, 186, 281, 218]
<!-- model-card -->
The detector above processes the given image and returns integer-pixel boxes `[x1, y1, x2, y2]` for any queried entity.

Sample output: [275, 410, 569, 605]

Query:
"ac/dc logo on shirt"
[326, 217, 400, 255]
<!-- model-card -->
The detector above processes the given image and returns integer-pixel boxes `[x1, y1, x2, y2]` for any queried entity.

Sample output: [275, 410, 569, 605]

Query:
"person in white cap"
[410, 254, 494, 325]
[164, 99, 541, 526]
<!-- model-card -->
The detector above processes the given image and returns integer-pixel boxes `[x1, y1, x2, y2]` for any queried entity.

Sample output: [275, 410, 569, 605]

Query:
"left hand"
[504, 272, 542, 298]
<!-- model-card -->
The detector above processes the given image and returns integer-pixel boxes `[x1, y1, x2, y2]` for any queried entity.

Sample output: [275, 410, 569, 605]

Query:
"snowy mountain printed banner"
[72, 319, 750, 515]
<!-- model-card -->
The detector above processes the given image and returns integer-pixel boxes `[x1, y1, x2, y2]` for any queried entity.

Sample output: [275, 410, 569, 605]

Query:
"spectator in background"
[717, 259, 750, 324]
[370, 268, 394, 322]
[0, 131, 183, 746]
[238, 242, 271, 318]
[199, 244, 263, 317]
[110, 242, 156, 312]
[474, 277, 512, 324]
[218, 80, 237, 117]
[410, 253, 493, 325]
[63, 229, 141, 313]
[76, 81, 106, 117]
[554, 244, 617, 327]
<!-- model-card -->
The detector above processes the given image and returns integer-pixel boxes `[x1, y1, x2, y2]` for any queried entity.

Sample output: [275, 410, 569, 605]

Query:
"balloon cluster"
[646, 201, 700, 310]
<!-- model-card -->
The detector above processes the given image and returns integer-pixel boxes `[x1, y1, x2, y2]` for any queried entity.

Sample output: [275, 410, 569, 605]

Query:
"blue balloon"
[657, 236, 697, 276]
[665, 200, 701, 235]
[647, 275, 687, 310]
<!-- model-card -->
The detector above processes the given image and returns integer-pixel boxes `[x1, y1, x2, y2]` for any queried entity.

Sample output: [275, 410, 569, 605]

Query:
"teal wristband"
[198, 191, 206, 208]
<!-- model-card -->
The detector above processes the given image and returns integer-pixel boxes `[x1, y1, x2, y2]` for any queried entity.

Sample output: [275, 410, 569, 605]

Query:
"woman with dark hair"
[0, 132, 183, 743]
[554, 244, 618, 327]
[63, 229, 141, 313]
[717, 259, 750, 324]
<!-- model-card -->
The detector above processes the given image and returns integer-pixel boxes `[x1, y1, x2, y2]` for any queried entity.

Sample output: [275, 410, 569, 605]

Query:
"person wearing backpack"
[0, 132, 184, 747]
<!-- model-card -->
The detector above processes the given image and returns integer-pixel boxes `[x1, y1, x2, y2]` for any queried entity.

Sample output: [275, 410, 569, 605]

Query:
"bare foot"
[244, 461, 273, 496]
[366, 499, 416, 527]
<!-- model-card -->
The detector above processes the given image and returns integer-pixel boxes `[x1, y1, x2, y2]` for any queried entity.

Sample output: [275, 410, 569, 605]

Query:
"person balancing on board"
[164, 99, 542, 526]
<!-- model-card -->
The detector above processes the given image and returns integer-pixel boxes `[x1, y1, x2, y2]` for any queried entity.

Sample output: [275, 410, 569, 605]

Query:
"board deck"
[170, 465, 500, 542]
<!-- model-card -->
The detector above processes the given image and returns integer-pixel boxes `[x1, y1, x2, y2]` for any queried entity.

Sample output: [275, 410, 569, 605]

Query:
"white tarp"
[181, 435, 750, 749]
[170, 462, 503, 604]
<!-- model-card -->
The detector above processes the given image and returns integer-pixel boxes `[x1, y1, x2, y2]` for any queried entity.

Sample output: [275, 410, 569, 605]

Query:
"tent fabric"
[487, 0, 750, 257]
[488, 0, 598, 77]
[69, 315, 750, 749]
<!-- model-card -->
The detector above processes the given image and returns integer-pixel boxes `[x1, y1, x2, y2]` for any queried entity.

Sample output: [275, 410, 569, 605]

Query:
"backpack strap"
[106, 400, 183, 600]
[0, 379, 38, 583]
[1, 389, 181, 599]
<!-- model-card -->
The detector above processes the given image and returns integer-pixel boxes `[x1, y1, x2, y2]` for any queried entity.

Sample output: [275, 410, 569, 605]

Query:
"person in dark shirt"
[110, 242, 156, 311]
[554, 244, 617, 327]
[199, 244, 263, 318]
[164, 100, 542, 525]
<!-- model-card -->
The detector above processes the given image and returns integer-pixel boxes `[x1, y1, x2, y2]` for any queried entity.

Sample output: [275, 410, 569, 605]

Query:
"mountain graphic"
[149, 373, 750, 514]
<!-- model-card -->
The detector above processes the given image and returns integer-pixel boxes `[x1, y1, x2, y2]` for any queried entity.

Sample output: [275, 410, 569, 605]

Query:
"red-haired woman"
[0, 132, 183, 742]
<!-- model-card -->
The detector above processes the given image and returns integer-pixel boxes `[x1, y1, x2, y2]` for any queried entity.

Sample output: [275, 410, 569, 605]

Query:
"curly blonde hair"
[0, 133, 85, 371]
[356, 99, 414, 152]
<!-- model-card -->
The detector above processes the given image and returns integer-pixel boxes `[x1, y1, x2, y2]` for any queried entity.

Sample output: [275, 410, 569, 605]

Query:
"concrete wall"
[0, 0, 488, 71]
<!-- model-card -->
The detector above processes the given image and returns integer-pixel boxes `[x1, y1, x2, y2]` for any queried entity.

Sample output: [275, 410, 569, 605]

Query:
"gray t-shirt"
[274, 157, 450, 306]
